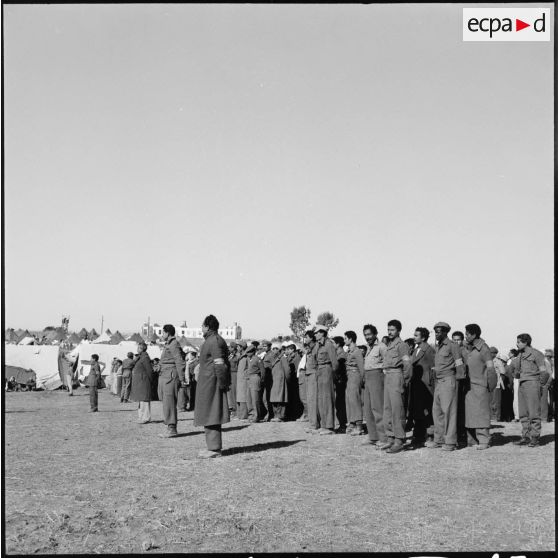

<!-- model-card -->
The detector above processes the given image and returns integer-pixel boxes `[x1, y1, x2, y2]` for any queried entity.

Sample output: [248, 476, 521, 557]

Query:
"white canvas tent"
[73, 341, 161, 381]
[91, 331, 111, 344]
[4, 345, 62, 390]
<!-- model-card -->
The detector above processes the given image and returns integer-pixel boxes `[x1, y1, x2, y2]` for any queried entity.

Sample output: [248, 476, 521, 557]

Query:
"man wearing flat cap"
[427, 322, 466, 451]
[313, 324, 339, 435]
[194, 315, 230, 458]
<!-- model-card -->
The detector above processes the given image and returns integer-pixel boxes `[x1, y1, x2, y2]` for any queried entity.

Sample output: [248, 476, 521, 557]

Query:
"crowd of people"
[61, 315, 554, 459]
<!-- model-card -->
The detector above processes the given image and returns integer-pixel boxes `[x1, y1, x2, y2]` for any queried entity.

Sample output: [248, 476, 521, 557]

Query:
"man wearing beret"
[194, 315, 230, 458]
[510, 334, 548, 447]
[313, 324, 339, 435]
[380, 320, 412, 453]
[427, 322, 466, 451]
[463, 324, 497, 449]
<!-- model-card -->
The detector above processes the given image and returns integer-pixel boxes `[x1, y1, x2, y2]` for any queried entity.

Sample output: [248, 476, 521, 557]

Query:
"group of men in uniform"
[151, 316, 553, 459]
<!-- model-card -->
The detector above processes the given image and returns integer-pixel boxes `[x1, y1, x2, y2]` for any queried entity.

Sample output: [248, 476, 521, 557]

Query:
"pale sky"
[2, 3, 554, 352]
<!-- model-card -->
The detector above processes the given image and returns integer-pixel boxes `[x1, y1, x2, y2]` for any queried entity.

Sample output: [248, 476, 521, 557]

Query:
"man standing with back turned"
[194, 314, 231, 458]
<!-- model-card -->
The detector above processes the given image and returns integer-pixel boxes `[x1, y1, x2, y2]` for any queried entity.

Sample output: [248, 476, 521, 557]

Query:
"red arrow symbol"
[516, 19, 530, 31]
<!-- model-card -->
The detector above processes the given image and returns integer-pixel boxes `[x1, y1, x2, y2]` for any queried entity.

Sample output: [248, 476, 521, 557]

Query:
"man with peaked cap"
[463, 324, 497, 449]
[313, 324, 338, 435]
[261, 340, 275, 421]
[380, 320, 412, 454]
[235, 341, 250, 420]
[427, 322, 465, 451]
[510, 334, 548, 447]
[227, 342, 239, 418]
[269, 342, 290, 421]
[245, 344, 266, 423]
[303, 329, 320, 433]
[194, 314, 230, 458]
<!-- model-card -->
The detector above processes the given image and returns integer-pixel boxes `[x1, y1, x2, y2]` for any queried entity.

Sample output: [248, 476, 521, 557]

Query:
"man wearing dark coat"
[194, 315, 231, 458]
[463, 324, 497, 449]
[269, 344, 290, 421]
[158, 324, 186, 438]
[130, 342, 153, 424]
[261, 340, 275, 420]
[407, 327, 435, 448]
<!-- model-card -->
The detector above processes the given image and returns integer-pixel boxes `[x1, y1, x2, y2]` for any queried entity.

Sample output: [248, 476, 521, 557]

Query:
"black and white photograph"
[1, 2, 554, 555]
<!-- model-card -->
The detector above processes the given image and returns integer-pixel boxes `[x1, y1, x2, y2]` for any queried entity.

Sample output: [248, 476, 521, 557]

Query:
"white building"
[141, 321, 242, 340]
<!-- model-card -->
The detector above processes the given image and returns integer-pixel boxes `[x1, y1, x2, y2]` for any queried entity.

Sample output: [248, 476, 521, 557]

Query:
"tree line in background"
[272, 306, 339, 343]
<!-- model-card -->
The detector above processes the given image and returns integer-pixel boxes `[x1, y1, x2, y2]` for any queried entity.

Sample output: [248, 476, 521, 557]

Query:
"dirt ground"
[3, 388, 555, 554]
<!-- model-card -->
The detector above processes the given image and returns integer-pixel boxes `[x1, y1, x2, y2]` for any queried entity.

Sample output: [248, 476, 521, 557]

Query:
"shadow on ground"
[491, 432, 555, 447]
[222, 439, 305, 456]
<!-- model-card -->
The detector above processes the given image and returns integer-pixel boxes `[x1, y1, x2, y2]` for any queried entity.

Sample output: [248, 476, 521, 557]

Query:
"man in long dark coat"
[407, 327, 435, 448]
[270, 344, 290, 421]
[463, 324, 497, 449]
[194, 314, 230, 458]
[129, 342, 153, 424]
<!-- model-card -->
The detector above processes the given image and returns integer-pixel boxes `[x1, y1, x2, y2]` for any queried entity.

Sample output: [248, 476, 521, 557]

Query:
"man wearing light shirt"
[361, 324, 387, 447]
[427, 322, 466, 451]
[489, 346, 507, 421]
[380, 320, 412, 454]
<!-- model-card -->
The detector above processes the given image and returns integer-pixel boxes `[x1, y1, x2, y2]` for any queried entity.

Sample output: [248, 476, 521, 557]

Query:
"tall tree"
[316, 311, 339, 332]
[289, 306, 311, 341]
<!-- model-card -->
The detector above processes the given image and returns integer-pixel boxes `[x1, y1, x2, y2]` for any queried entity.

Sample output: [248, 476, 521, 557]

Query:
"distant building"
[141, 321, 242, 340]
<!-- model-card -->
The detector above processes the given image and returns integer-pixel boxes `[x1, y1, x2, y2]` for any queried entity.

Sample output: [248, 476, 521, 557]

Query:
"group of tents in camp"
[4, 327, 203, 392]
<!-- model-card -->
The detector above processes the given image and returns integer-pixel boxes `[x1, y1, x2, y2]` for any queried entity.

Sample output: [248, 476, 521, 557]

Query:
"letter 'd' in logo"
[463, 8, 550, 41]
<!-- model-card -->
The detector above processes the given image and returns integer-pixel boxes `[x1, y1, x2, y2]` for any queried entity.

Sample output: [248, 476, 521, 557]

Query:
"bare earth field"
[3, 388, 555, 554]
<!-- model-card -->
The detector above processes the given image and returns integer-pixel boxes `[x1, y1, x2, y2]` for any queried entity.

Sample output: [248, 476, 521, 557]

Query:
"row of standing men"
[226, 321, 553, 453]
